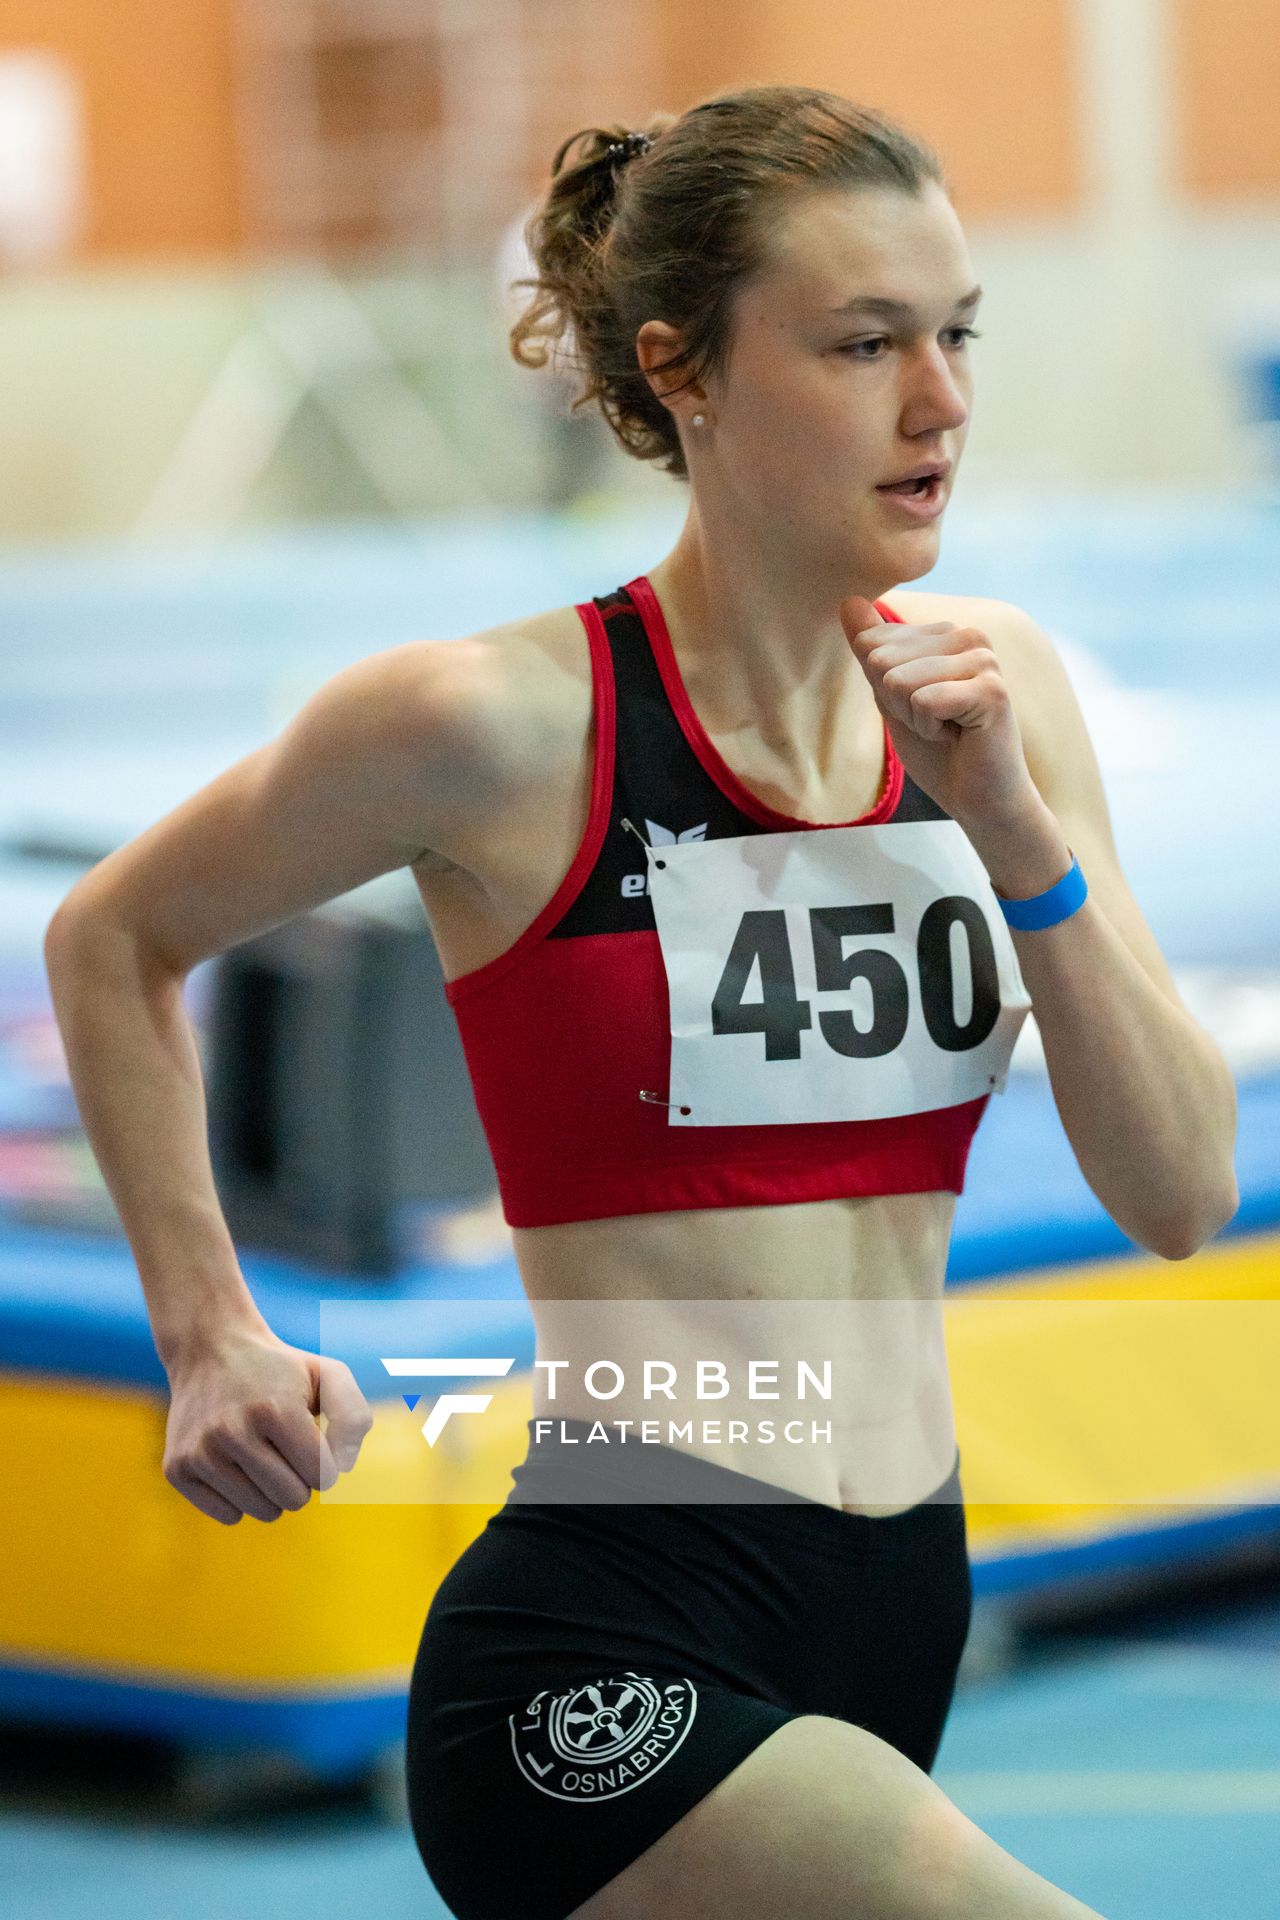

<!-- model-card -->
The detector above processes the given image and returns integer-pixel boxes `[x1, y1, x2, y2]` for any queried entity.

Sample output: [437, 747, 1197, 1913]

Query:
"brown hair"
[508, 83, 948, 482]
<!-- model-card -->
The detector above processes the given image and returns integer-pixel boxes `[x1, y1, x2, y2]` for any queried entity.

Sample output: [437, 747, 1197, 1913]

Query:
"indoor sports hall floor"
[1, 485, 1277, 1917]
[3, 1560, 1279, 1918]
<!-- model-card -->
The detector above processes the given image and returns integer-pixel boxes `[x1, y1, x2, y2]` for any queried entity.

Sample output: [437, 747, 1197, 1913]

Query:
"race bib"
[644, 819, 1031, 1127]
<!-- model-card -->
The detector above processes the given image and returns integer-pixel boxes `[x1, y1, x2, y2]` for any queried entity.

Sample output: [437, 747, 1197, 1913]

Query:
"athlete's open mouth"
[877, 474, 941, 498]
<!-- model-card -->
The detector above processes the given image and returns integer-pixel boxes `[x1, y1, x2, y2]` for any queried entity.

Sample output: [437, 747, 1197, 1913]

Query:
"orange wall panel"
[0, 0, 1097, 261]
[0, 0, 241, 258]
[652, 0, 1083, 219]
[1172, 0, 1280, 199]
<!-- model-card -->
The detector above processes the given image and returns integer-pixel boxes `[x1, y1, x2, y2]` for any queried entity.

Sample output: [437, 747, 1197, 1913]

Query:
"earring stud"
[692, 413, 706, 426]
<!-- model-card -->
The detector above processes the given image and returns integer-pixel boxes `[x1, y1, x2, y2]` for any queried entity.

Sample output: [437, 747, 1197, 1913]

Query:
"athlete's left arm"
[971, 597, 1239, 1260]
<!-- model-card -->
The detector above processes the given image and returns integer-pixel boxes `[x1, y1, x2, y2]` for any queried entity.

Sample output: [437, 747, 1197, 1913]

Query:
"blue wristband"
[994, 849, 1088, 930]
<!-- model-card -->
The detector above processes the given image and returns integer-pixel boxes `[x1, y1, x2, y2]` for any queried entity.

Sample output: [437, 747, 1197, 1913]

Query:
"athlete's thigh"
[568, 1714, 1107, 1920]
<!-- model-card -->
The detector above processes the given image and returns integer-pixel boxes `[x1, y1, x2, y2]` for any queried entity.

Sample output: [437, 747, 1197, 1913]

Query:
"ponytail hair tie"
[604, 131, 653, 168]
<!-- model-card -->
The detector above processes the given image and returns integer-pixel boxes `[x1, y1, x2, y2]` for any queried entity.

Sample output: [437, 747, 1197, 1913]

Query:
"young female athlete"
[45, 83, 1238, 1920]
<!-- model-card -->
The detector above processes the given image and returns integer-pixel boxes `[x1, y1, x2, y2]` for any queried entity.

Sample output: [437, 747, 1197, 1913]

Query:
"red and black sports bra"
[443, 575, 1028, 1227]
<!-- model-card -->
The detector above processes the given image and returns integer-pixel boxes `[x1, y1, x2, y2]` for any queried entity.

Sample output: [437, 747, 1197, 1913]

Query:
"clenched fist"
[840, 596, 1040, 831]
[162, 1322, 373, 1525]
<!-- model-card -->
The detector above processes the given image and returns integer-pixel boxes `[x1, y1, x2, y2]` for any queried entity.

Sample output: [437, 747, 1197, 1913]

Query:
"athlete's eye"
[839, 327, 982, 359]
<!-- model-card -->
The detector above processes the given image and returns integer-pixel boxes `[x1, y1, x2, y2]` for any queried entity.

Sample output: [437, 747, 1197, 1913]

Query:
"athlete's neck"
[645, 527, 889, 788]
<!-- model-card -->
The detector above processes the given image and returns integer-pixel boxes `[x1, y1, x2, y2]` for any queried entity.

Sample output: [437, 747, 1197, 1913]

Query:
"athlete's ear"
[635, 318, 709, 422]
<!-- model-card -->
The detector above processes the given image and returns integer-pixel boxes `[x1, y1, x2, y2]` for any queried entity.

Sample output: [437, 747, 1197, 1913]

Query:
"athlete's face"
[699, 184, 978, 579]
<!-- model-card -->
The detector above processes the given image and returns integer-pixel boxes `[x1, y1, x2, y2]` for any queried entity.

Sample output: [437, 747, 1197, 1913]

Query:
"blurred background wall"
[0, 0, 1277, 541]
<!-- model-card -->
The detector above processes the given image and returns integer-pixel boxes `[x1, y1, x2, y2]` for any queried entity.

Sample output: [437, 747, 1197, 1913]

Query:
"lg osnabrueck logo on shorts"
[511, 1673, 699, 1802]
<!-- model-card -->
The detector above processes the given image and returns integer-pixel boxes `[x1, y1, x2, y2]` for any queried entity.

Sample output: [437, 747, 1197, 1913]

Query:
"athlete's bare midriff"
[411, 585, 981, 1516]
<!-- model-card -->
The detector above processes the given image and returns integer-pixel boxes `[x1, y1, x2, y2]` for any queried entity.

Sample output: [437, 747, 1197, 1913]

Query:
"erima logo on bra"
[645, 820, 707, 845]
[622, 821, 707, 897]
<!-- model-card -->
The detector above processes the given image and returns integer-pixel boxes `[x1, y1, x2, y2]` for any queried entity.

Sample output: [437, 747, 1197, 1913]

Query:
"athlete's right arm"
[42, 636, 512, 1524]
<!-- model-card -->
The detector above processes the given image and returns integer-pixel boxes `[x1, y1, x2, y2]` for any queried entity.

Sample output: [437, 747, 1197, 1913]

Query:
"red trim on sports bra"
[443, 597, 617, 1004]
[624, 573, 904, 831]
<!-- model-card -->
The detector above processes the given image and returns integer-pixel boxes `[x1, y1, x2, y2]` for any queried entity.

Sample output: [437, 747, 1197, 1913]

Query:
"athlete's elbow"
[1145, 1176, 1240, 1261]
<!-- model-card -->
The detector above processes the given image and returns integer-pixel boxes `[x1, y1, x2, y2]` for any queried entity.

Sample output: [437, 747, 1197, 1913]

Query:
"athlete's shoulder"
[877, 588, 1017, 632]
[467, 599, 596, 682]
[387, 601, 592, 763]
[310, 606, 589, 880]
[426, 603, 598, 847]
[451, 601, 596, 747]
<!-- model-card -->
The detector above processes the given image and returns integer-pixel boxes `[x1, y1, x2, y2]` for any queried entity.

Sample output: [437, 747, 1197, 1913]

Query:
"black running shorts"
[406, 1418, 972, 1920]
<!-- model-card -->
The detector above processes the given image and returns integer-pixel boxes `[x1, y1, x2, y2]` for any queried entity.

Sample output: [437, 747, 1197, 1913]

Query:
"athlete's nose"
[901, 342, 968, 437]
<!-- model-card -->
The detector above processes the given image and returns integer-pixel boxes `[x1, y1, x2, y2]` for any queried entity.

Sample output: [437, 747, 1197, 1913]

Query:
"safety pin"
[621, 818, 667, 867]
[639, 1089, 692, 1115]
